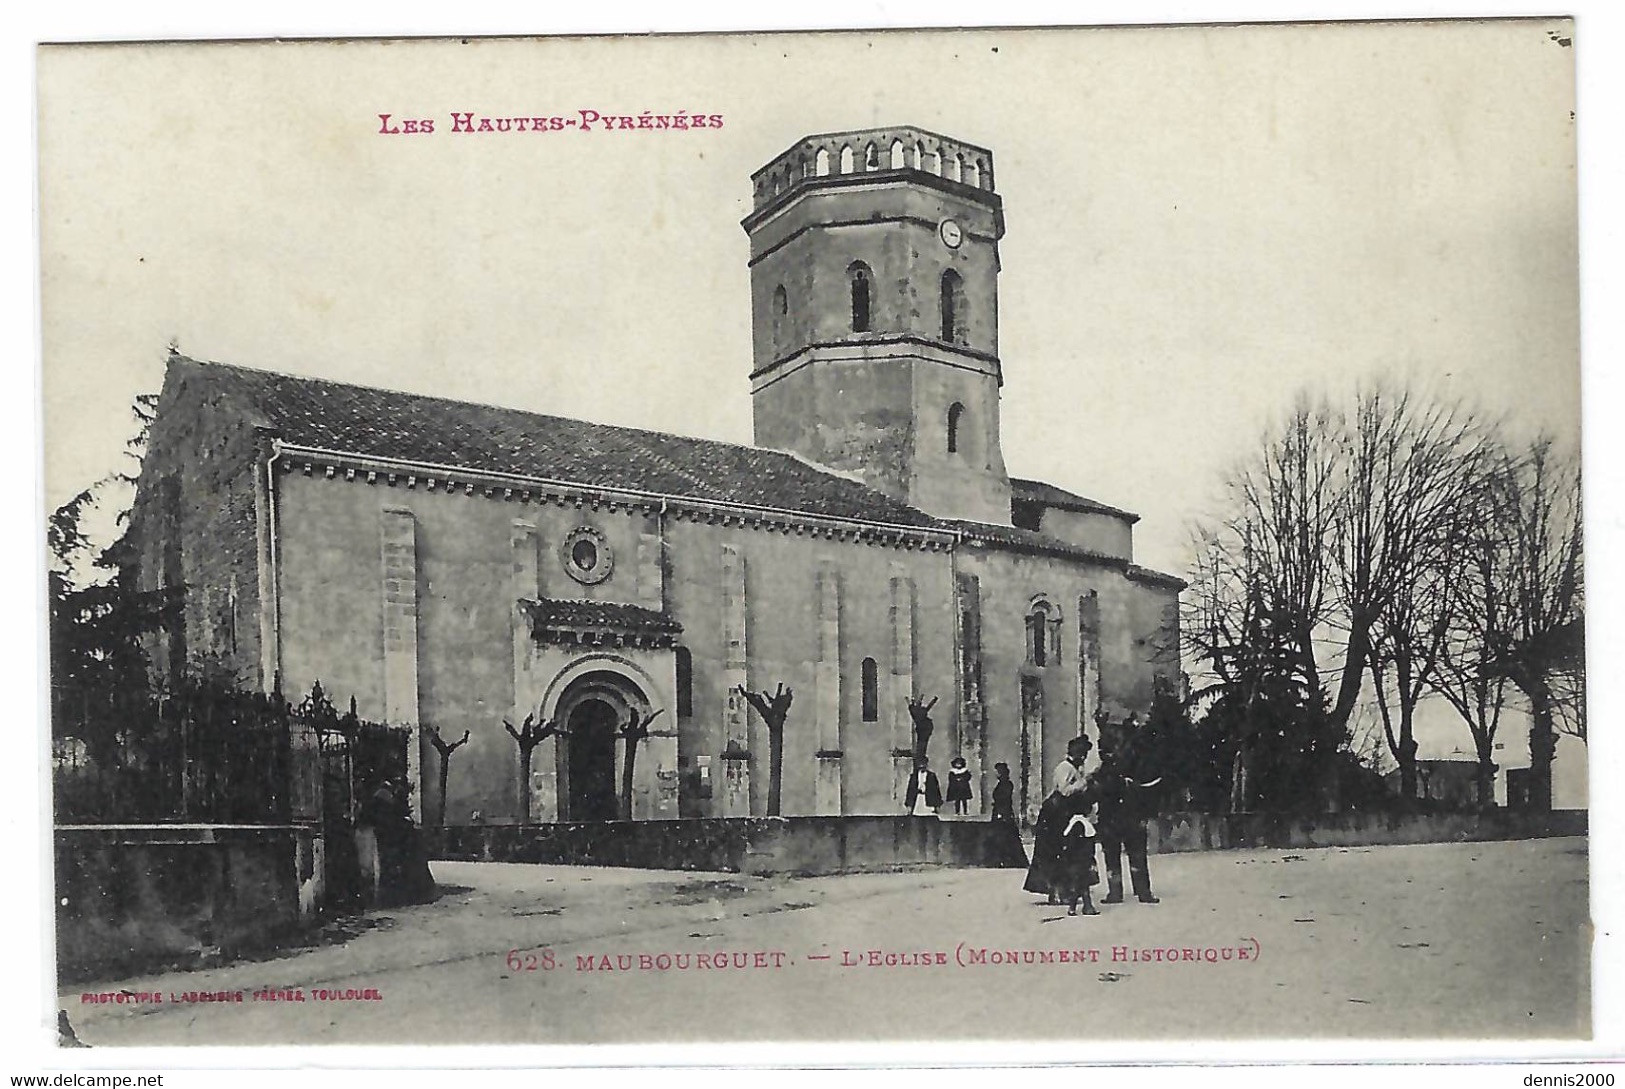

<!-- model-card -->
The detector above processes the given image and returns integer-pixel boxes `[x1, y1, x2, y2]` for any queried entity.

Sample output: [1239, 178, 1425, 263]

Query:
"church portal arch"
[540, 655, 657, 822]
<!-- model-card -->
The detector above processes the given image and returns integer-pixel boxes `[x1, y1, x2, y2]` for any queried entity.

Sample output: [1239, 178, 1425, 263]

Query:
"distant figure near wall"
[356, 778, 436, 907]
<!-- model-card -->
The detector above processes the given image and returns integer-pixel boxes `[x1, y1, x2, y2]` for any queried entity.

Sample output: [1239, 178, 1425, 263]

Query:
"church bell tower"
[741, 127, 1013, 526]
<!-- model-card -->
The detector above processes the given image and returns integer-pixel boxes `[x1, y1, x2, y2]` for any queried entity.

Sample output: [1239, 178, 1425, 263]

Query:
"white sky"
[37, 21, 1579, 579]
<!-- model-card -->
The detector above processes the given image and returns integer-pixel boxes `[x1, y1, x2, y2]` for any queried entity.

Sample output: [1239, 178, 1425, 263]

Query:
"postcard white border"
[6, 0, 1621, 1078]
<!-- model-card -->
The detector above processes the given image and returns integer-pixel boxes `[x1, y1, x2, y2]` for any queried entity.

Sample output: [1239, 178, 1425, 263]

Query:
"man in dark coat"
[1092, 734, 1159, 904]
[904, 757, 943, 816]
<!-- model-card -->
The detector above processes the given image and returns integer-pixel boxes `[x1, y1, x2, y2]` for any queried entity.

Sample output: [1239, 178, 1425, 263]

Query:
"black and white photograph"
[32, 18, 1593, 1053]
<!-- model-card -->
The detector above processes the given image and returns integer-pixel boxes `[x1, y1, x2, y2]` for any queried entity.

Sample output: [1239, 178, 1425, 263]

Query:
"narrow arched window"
[890, 139, 906, 169]
[849, 263, 872, 333]
[947, 402, 965, 455]
[815, 148, 831, 176]
[676, 646, 693, 718]
[1027, 602, 1053, 667]
[967, 159, 981, 187]
[949, 153, 963, 182]
[771, 285, 788, 352]
[865, 142, 879, 170]
[913, 141, 924, 170]
[940, 268, 964, 343]
[839, 145, 855, 173]
[861, 657, 879, 722]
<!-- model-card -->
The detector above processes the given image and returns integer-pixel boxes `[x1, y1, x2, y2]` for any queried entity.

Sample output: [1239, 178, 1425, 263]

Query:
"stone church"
[126, 125, 1184, 826]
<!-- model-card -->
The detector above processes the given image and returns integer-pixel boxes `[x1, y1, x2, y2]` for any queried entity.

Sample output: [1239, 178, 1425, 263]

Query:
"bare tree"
[906, 695, 939, 763]
[617, 707, 665, 821]
[1549, 653, 1587, 747]
[1427, 485, 1514, 808]
[736, 684, 793, 817]
[1185, 396, 1344, 809]
[425, 725, 470, 826]
[1188, 383, 1498, 809]
[503, 712, 564, 823]
[1350, 388, 1491, 801]
[1479, 439, 1584, 811]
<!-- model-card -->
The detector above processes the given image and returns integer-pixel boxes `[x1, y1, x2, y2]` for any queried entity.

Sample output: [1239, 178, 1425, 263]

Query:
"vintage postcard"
[36, 20, 1588, 1050]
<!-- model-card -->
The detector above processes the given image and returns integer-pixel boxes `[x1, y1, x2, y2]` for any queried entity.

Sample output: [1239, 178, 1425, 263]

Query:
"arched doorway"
[566, 699, 620, 822]
[550, 668, 652, 822]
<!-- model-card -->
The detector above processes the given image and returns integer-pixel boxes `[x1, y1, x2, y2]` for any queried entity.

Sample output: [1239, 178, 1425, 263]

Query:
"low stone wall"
[427, 809, 1585, 875]
[1146, 808, 1587, 855]
[426, 816, 1030, 875]
[55, 824, 319, 982]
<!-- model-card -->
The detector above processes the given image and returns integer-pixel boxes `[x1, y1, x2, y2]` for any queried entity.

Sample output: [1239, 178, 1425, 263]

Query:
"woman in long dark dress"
[990, 762, 1016, 822]
[1023, 735, 1093, 903]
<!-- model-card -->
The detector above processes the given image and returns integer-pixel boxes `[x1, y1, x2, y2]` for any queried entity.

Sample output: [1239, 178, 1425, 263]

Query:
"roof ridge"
[173, 354, 946, 529]
[177, 354, 799, 463]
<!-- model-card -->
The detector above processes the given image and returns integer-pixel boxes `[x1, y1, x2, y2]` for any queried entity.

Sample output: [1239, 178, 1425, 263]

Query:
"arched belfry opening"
[772, 284, 789, 354]
[947, 401, 966, 455]
[940, 268, 965, 343]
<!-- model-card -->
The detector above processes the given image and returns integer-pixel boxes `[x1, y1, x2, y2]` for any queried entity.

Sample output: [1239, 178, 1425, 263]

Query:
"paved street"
[60, 837, 1589, 1045]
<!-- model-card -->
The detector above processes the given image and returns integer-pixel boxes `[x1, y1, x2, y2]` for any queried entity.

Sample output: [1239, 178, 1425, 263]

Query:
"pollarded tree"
[618, 708, 665, 821]
[737, 683, 793, 816]
[425, 726, 470, 826]
[503, 713, 564, 823]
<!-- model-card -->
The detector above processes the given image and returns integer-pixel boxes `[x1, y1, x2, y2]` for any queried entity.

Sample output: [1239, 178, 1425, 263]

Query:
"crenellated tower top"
[747, 126, 997, 215]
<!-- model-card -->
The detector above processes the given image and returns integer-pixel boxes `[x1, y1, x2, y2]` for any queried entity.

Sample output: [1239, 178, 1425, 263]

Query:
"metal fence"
[52, 680, 407, 826]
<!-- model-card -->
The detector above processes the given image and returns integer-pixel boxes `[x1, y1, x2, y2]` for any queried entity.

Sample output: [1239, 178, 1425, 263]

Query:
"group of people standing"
[903, 754, 977, 816]
[902, 732, 1161, 918]
[1022, 732, 1159, 916]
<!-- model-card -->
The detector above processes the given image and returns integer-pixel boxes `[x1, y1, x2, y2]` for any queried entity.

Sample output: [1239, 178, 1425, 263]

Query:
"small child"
[1054, 811, 1100, 916]
[990, 762, 1015, 823]
[946, 755, 973, 815]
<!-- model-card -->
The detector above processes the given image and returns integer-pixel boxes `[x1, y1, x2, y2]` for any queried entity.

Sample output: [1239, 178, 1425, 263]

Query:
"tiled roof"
[520, 598, 682, 633]
[1010, 477, 1140, 524]
[946, 519, 1130, 567]
[163, 357, 1184, 586]
[519, 598, 682, 649]
[170, 357, 941, 529]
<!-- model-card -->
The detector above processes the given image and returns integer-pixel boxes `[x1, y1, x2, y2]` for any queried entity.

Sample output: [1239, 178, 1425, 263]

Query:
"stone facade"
[125, 125, 1184, 826]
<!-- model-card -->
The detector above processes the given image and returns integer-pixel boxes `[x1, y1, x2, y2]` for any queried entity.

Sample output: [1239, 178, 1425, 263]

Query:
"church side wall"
[1127, 575, 1184, 702]
[662, 517, 957, 818]
[275, 473, 655, 823]
[125, 365, 266, 689]
[955, 546, 1176, 823]
[272, 470, 962, 823]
